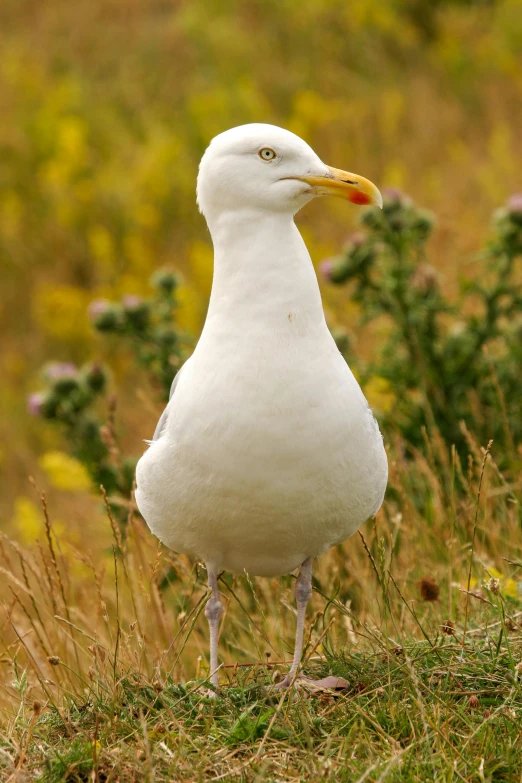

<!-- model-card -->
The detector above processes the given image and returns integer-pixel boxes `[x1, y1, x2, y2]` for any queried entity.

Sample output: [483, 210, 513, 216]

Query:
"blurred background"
[1, 0, 522, 533]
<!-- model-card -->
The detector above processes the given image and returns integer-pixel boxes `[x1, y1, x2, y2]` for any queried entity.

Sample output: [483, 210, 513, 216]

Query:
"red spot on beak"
[349, 191, 372, 205]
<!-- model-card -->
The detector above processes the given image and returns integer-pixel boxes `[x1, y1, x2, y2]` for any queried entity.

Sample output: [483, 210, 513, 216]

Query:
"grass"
[1, 432, 522, 781]
[5, 639, 522, 782]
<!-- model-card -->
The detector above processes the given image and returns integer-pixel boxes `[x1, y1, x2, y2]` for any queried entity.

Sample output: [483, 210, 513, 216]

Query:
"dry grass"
[1, 432, 521, 781]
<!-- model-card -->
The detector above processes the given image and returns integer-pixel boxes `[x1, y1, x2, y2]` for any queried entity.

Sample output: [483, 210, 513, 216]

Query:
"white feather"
[135, 124, 388, 577]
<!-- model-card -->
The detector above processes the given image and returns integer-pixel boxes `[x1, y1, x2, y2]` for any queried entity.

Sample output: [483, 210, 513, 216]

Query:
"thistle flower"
[411, 264, 439, 295]
[342, 232, 366, 251]
[43, 362, 77, 382]
[88, 299, 111, 320]
[382, 187, 406, 204]
[122, 294, 150, 330]
[156, 326, 178, 348]
[44, 362, 79, 396]
[152, 268, 178, 295]
[88, 299, 121, 332]
[27, 391, 59, 419]
[83, 362, 108, 393]
[506, 193, 522, 215]
[319, 258, 336, 282]
[122, 294, 143, 309]
[27, 392, 45, 416]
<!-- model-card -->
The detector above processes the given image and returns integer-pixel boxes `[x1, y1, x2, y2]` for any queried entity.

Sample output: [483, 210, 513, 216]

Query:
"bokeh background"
[2, 0, 522, 532]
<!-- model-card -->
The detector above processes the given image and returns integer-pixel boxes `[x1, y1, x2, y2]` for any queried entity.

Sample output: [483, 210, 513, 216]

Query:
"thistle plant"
[88, 268, 184, 401]
[28, 268, 186, 523]
[322, 191, 522, 467]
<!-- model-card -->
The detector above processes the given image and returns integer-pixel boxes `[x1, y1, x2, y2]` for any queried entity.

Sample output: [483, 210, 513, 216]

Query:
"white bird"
[135, 124, 388, 693]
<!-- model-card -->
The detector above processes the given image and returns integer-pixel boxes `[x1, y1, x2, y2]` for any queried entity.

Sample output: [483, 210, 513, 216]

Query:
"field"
[1, 1, 522, 781]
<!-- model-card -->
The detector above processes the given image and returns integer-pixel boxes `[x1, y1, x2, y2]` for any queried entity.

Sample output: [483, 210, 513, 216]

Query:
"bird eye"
[258, 147, 276, 161]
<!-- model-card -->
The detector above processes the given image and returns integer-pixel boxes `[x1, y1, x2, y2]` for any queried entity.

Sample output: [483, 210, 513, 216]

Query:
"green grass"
[3, 632, 522, 781]
[1, 433, 522, 781]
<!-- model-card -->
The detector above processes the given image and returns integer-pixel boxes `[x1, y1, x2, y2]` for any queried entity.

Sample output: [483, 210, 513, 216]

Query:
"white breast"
[136, 323, 387, 576]
[135, 211, 387, 577]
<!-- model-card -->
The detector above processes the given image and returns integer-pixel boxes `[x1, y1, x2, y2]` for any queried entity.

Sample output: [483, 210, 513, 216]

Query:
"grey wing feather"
[151, 359, 190, 442]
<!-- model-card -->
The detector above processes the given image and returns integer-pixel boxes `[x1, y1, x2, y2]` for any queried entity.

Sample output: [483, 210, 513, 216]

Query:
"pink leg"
[274, 558, 348, 692]
[204, 565, 223, 696]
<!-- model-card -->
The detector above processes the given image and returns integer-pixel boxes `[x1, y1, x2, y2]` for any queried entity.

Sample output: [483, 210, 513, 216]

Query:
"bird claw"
[298, 675, 350, 691]
[271, 673, 349, 693]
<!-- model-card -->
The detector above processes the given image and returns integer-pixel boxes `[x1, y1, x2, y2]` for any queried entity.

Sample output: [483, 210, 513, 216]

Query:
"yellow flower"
[38, 451, 91, 492]
[58, 116, 87, 168]
[133, 203, 160, 229]
[189, 240, 213, 299]
[88, 225, 114, 267]
[11, 497, 42, 545]
[124, 233, 152, 274]
[33, 284, 91, 341]
[364, 376, 396, 414]
[504, 579, 519, 599]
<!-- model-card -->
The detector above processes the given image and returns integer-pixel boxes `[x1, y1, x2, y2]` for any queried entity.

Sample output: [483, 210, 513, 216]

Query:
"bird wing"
[151, 358, 191, 442]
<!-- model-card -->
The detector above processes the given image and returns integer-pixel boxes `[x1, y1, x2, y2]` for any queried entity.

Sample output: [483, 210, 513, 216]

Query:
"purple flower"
[382, 187, 404, 202]
[319, 258, 336, 281]
[88, 299, 111, 320]
[382, 188, 412, 209]
[44, 362, 77, 381]
[27, 392, 45, 416]
[122, 294, 143, 309]
[507, 193, 522, 215]
[343, 232, 366, 250]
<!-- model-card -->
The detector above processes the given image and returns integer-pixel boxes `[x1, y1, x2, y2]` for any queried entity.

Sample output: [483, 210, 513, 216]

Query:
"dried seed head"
[468, 695, 479, 709]
[419, 577, 440, 602]
[441, 620, 455, 636]
[488, 577, 500, 595]
[47, 656, 60, 666]
[411, 264, 439, 295]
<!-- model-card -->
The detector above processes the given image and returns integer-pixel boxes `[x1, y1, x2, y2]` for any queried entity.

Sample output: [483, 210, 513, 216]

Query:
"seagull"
[135, 124, 388, 693]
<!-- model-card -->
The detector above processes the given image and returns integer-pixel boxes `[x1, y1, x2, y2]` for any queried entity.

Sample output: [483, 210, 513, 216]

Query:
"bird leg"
[274, 558, 348, 692]
[204, 565, 223, 695]
[274, 557, 312, 689]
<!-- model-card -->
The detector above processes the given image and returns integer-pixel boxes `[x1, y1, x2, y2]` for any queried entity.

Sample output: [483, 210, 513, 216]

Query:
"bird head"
[197, 123, 382, 221]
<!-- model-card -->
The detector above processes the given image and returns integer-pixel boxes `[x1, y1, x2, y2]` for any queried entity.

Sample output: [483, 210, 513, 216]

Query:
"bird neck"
[204, 210, 325, 330]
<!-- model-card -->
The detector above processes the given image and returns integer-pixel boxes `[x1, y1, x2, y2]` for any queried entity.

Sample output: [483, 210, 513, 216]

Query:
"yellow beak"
[294, 166, 383, 208]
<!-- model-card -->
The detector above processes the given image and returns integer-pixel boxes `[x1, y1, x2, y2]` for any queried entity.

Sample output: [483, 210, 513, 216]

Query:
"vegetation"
[26, 268, 187, 525]
[2, 0, 522, 780]
[323, 190, 522, 462]
[1, 437, 521, 780]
